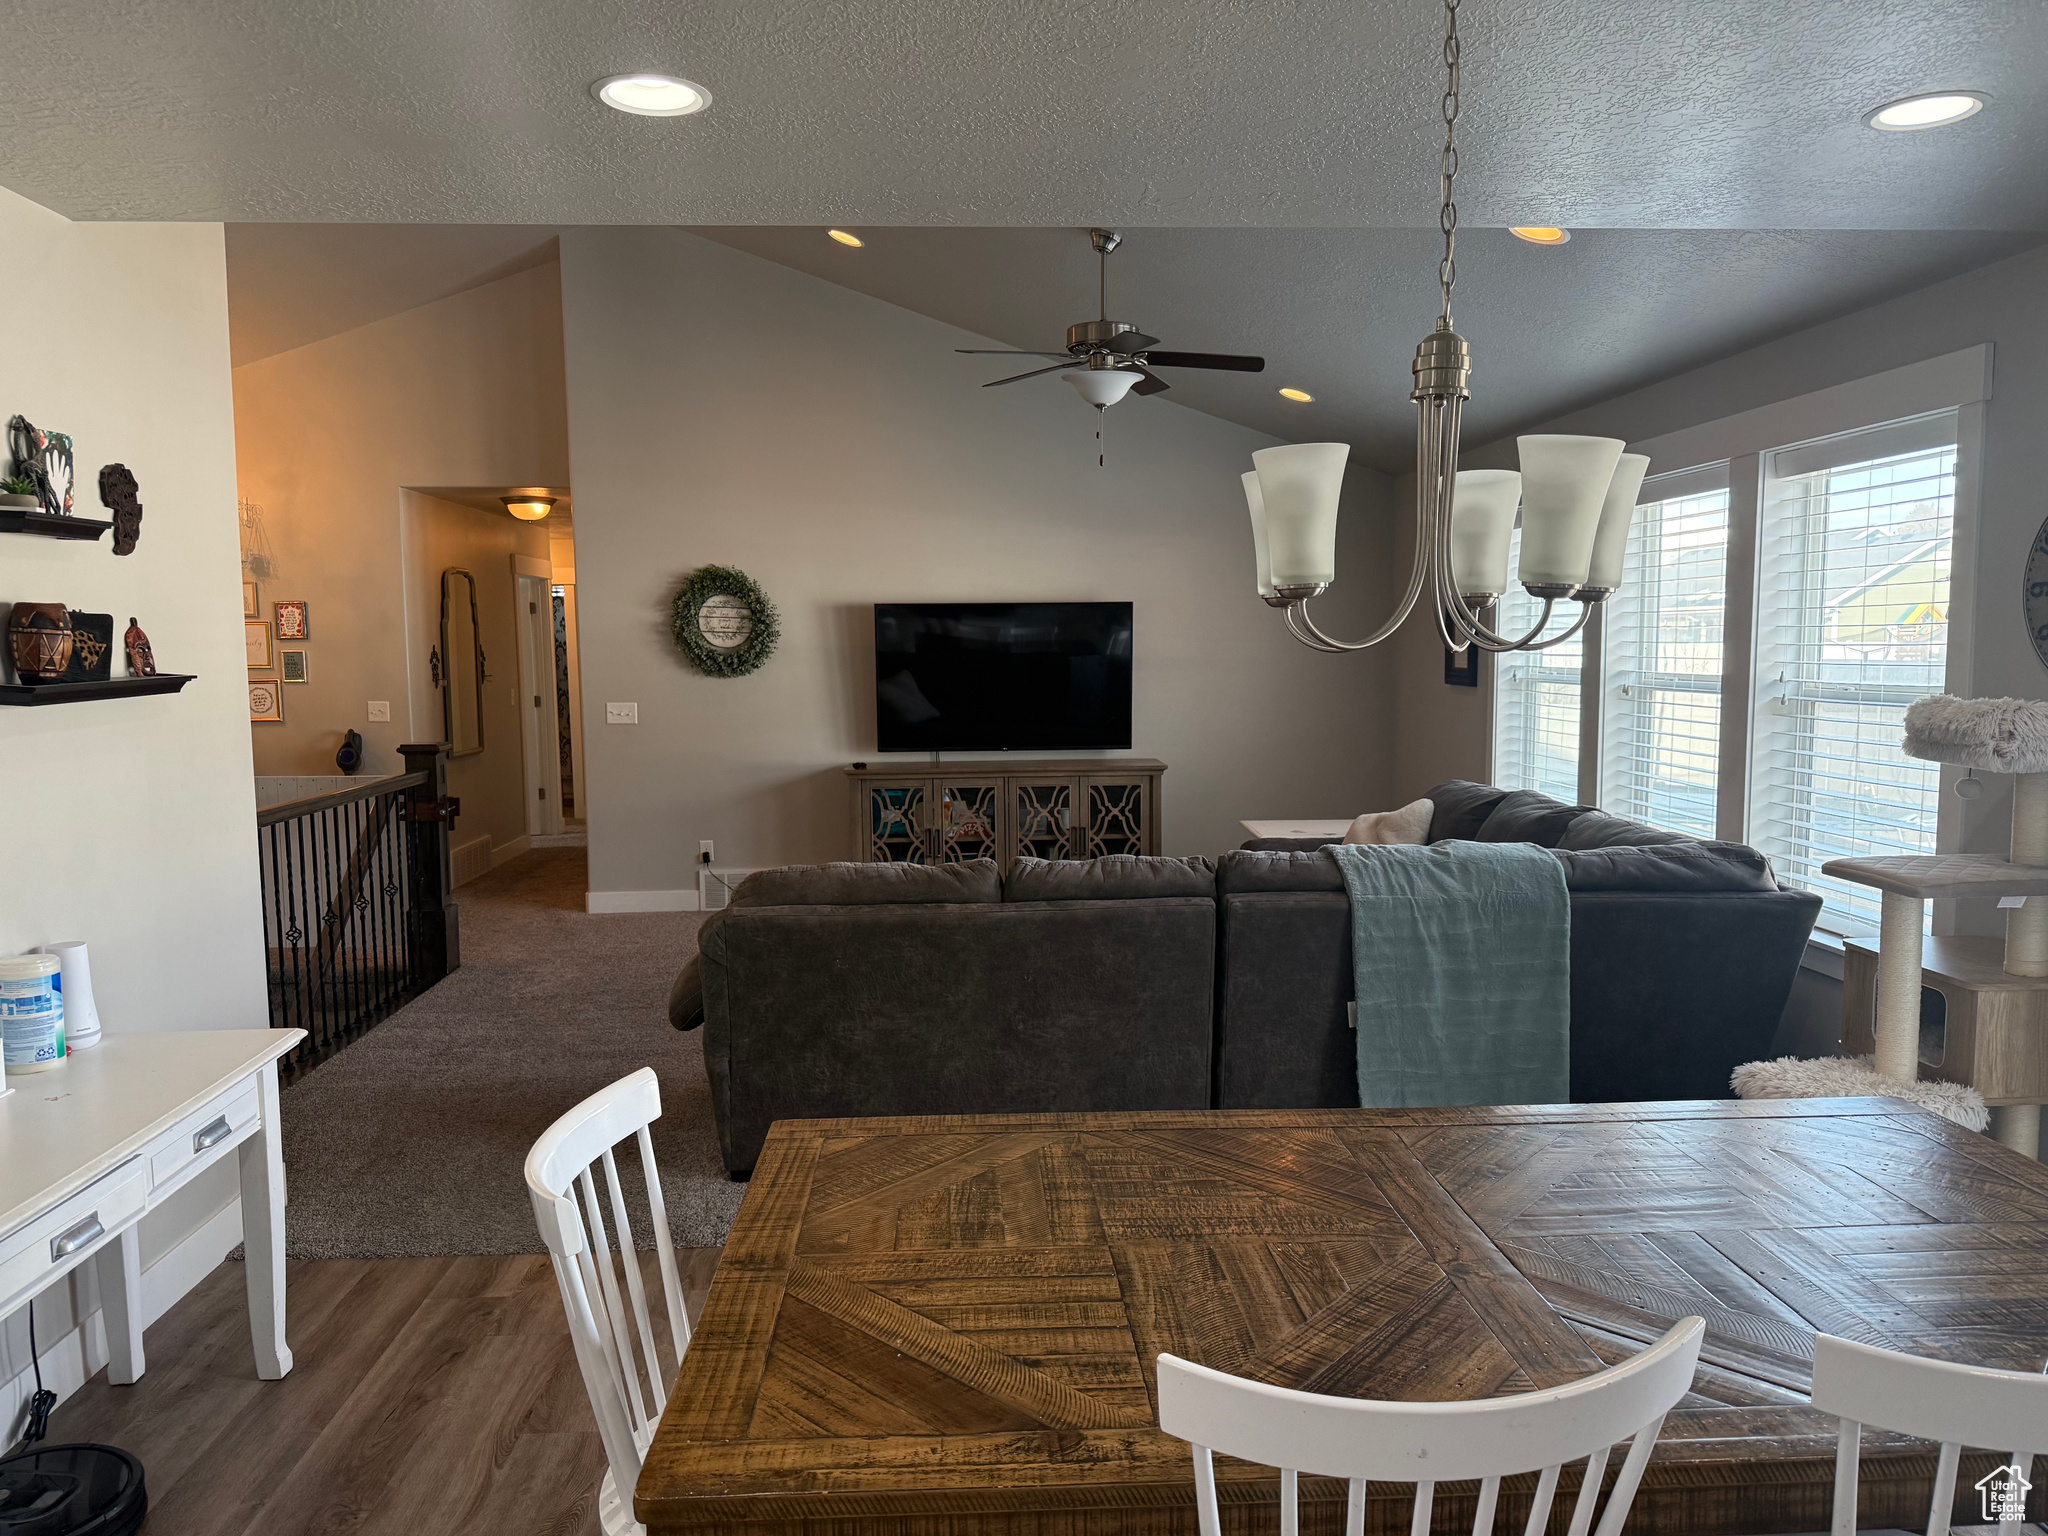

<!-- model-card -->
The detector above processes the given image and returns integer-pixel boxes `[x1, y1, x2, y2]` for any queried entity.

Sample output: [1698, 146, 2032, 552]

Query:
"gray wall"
[1392, 241, 2048, 852]
[557, 228, 1399, 900]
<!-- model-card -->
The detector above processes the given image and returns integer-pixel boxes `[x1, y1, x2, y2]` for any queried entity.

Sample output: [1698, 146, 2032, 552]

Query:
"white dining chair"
[1157, 1317, 1704, 1536]
[526, 1067, 692, 1536]
[1812, 1332, 2048, 1536]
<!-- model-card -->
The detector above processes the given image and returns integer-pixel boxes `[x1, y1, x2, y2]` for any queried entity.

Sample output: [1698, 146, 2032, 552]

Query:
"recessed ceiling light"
[828, 229, 863, 247]
[1866, 92, 1986, 131]
[592, 73, 711, 117]
[1509, 227, 1571, 245]
[1278, 388, 1314, 403]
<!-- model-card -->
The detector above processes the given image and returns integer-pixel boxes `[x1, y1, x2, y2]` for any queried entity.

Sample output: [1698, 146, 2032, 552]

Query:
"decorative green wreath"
[671, 564, 780, 677]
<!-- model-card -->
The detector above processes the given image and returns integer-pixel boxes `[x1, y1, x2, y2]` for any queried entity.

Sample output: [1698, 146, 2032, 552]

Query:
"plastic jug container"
[0, 954, 66, 1074]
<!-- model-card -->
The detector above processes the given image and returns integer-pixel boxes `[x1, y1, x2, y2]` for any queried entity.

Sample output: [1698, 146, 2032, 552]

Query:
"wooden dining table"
[637, 1099, 2048, 1534]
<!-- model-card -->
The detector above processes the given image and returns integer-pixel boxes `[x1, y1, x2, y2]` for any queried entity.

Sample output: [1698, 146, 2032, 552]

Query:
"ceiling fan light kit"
[1251, 0, 1643, 657]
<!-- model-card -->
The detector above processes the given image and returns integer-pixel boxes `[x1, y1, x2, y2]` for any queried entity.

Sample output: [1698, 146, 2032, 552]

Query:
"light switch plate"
[367, 700, 391, 722]
[607, 702, 639, 725]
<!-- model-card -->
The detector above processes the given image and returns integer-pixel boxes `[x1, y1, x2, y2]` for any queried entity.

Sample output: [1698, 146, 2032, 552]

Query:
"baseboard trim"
[587, 889, 700, 913]
[0, 1196, 243, 1438]
[490, 834, 532, 869]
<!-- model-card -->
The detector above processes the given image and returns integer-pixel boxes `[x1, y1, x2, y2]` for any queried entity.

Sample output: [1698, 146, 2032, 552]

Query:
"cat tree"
[1823, 695, 2048, 1153]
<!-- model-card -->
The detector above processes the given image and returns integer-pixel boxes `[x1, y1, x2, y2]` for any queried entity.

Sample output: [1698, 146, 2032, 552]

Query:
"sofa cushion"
[731, 858, 1001, 907]
[1475, 788, 1595, 847]
[1423, 780, 1514, 842]
[668, 954, 705, 1031]
[1240, 837, 1337, 852]
[1552, 842, 1777, 892]
[1005, 855, 1215, 902]
[1558, 809, 1696, 850]
[1217, 848, 1346, 894]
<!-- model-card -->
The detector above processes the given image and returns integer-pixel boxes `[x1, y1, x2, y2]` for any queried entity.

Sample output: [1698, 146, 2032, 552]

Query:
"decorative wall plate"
[2027, 513, 2048, 673]
[672, 565, 779, 677]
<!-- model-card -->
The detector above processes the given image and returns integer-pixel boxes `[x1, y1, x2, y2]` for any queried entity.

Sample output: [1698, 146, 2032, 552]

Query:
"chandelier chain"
[1438, 0, 1461, 329]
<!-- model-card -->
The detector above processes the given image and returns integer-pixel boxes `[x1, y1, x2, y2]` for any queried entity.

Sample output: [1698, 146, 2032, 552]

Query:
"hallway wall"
[230, 260, 570, 781]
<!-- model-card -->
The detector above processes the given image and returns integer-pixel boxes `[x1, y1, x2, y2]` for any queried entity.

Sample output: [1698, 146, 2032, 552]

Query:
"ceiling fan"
[957, 229, 1265, 412]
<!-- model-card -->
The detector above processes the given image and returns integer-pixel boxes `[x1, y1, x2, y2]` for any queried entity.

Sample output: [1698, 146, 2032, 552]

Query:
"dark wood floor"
[49, 1249, 719, 1536]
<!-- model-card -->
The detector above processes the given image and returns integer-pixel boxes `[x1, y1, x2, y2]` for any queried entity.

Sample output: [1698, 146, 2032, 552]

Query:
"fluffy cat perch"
[1736, 695, 2048, 1154]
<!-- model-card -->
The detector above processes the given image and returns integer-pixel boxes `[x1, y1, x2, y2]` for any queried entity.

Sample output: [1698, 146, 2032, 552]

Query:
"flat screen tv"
[874, 602, 1133, 752]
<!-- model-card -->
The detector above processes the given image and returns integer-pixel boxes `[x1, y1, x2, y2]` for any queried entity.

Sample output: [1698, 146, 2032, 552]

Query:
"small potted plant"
[1, 475, 36, 511]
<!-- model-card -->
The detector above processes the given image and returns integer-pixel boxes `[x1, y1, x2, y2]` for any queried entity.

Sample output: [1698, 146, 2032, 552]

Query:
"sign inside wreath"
[671, 566, 780, 677]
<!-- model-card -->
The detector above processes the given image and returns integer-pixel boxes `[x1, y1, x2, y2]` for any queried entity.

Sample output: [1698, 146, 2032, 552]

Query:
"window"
[1749, 411, 1958, 934]
[1492, 528, 1584, 803]
[1598, 475, 1731, 838]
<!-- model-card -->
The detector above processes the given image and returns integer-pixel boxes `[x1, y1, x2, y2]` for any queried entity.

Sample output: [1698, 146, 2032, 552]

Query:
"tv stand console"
[847, 758, 1165, 865]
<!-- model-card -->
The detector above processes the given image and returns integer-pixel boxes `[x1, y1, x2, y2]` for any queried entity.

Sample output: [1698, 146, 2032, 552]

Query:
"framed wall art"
[242, 580, 259, 619]
[280, 648, 309, 684]
[274, 600, 309, 641]
[245, 621, 274, 670]
[249, 679, 284, 723]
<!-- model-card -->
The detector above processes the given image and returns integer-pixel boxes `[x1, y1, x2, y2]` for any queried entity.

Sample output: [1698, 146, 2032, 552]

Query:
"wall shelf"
[0, 508, 113, 541]
[0, 674, 196, 706]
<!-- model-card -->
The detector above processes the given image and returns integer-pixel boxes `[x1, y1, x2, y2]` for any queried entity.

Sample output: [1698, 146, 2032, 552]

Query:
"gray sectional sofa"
[673, 779, 1822, 1174]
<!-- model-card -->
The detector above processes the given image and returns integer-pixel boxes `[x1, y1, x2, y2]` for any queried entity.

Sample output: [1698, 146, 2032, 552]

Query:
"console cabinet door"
[1079, 774, 1154, 857]
[862, 778, 933, 863]
[933, 778, 1003, 864]
[1009, 775, 1080, 861]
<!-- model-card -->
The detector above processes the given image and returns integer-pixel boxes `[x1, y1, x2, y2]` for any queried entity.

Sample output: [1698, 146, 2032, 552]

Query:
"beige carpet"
[275, 848, 744, 1257]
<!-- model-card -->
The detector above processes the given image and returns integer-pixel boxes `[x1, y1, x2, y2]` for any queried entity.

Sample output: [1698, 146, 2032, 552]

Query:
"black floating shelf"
[0, 673, 196, 706]
[0, 508, 113, 541]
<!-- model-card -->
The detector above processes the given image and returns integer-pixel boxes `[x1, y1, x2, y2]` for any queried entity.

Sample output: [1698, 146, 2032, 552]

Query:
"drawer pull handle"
[50, 1215, 103, 1261]
[193, 1117, 234, 1153]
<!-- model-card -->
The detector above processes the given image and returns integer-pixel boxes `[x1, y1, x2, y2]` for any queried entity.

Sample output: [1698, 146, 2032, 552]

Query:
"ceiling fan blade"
[981, 361, 1071, 387]
[1106, 331, 1160, 354]
[1142, 351, 1266, 372]
[955, 349, 1071, 358]
[1127, 367, 1171, 396]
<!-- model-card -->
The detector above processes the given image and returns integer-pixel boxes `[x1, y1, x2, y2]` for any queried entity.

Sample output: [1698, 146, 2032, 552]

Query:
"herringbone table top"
[637, 1101, 2048, 1535]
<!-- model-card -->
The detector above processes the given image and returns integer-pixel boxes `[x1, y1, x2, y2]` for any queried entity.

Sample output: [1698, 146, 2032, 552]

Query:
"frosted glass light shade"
[1583, 453, 1652, 593]
[1515, 434, 1625, 591]
[1242, 471, 1274, 598]
[1063, 369, 1141, 407]
[1253, 442, 1349, 589]
[1448, 470, 1521, 599]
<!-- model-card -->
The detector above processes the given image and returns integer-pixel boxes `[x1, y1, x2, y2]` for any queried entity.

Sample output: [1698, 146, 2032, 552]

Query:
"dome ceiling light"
[828, 229, 864, 247]
[592, 73, 711, 117]
[1509, 226, 1571, 245]
[501, 495, 557, 522]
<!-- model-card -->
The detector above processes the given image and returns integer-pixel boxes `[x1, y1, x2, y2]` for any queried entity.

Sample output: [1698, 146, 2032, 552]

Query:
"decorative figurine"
[6, 603, 73, 683]
[123, 617, 156, 677]
[98, 464, 143, 555]
[6, 417, 73, 516]
[336, 729, 364, 776]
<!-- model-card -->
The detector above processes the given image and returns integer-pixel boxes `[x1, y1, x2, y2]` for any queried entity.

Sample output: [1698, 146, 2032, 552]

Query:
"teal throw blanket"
[1329, 841, 1570, 1108]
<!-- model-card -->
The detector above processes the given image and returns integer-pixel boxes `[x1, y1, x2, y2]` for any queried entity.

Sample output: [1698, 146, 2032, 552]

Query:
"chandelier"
[1245, 0, 1650, 655]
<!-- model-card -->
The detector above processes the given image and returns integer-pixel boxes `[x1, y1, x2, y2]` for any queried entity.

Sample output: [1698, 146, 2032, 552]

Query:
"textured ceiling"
[222, 222, 2040, 470]
[5, 0, 2045, 228]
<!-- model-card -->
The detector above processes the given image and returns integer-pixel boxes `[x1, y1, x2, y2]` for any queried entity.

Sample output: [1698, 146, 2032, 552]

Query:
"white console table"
[0, 1029, 304, 1384]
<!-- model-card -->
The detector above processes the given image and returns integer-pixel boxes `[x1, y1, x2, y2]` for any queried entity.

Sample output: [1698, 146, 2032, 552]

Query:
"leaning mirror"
[441, 568, 484, 756]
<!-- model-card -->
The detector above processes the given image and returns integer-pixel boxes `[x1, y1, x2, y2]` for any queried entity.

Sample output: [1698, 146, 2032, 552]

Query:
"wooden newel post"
[400, 742, 461, 979]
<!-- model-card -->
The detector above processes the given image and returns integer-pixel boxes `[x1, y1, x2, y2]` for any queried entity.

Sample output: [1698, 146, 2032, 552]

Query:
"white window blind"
[1598, 477, 1731, 837]
[1749, 410, 1958, 934]
[1492, 528, 1584, 803]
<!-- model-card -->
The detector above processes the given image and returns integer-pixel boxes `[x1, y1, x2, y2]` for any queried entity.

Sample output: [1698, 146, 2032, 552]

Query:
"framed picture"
[249, 679, 284, 723]
[242, 580, 259, 619]
[274, 600, 309, 641]
[280, 648, 309, 684]
[245, 621, 274, 670]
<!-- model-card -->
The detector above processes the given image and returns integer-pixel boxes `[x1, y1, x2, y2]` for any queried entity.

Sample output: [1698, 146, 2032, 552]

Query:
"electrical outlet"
[366, 700, 391, 722]
[606, 702, 639, 725]
[700, 839, 716, 865]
